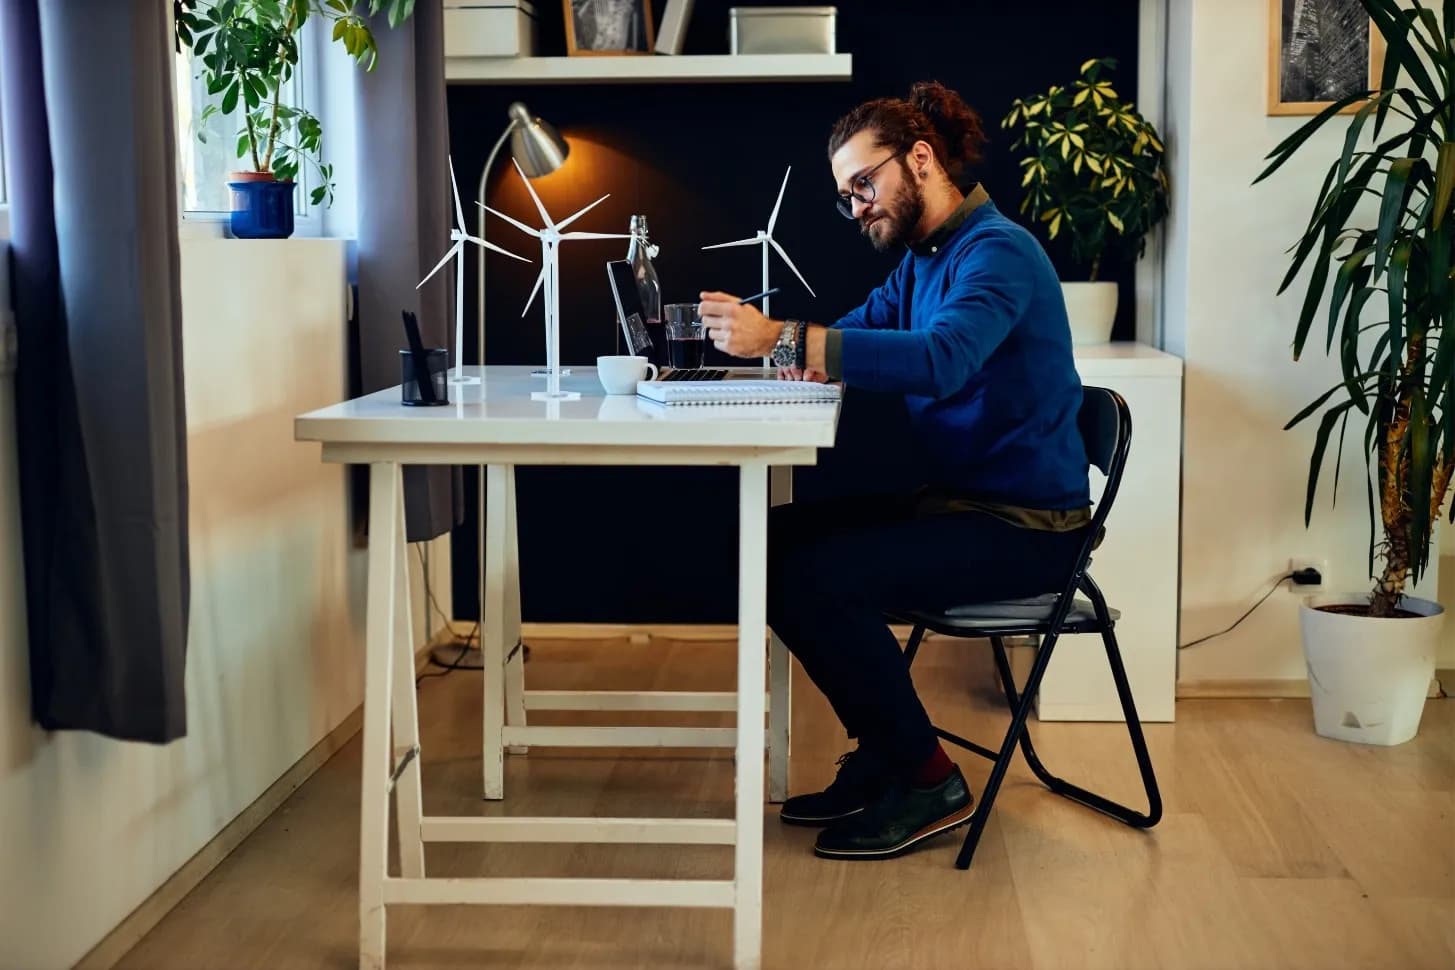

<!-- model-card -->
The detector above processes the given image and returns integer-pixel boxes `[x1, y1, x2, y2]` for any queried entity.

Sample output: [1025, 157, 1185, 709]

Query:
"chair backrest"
[1067, 386, 1132, 592]
[1078, 385, 1127, 479]
[948, 385, 1133, 632]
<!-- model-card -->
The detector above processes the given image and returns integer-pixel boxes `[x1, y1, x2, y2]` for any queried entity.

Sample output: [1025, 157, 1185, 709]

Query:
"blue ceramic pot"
[227, 176, 296, 239]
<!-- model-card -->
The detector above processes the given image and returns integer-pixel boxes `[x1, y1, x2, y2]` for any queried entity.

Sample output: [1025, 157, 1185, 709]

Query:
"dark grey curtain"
[354, 0, 462, 542]
[0, 0, 190, 742]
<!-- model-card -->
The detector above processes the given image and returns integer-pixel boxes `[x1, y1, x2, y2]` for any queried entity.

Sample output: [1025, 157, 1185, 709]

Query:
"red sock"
[912, 743, 955, 787]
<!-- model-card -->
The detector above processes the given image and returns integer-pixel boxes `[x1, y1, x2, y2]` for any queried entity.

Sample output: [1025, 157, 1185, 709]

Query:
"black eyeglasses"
[835, 152, 901, 219]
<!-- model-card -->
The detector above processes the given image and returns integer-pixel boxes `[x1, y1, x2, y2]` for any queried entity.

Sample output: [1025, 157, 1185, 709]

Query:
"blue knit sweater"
[830, 195, 1090, 511]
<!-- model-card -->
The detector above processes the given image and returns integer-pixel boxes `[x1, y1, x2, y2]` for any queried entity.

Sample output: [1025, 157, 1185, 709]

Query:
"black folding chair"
[887, 386, 1162, 870]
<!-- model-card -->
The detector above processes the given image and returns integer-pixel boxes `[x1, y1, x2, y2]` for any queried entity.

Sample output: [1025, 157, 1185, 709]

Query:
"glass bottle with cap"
[626, 215, 662, 328]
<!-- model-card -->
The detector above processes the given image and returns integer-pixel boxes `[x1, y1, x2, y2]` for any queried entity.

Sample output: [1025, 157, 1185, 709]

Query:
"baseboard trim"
[508, 622, 923, 645]
[1178, 677, 1444, 700]
[74, 633, 448, 970]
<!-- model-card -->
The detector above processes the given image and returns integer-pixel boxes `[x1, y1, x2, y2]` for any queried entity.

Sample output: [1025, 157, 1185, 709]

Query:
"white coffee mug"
[597, 355, 658, 394]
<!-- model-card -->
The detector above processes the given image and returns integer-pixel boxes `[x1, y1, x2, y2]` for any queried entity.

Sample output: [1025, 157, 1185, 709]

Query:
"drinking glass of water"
[664, 303, 706, 370]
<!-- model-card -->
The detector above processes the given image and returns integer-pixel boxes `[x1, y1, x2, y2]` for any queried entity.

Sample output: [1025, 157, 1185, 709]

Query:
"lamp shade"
[507, 102, 568, 177]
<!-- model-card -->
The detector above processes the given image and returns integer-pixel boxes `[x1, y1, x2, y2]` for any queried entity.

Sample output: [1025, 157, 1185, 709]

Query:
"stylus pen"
[737, 287, 780, 305]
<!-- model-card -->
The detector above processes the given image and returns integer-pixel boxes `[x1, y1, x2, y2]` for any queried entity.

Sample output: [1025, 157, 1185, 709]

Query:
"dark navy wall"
[447, 0, 1142, 623]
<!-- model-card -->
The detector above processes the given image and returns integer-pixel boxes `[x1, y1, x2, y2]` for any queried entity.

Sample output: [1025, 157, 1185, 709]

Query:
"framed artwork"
[1268, 0, 1386, 115]
[564, 0, 655, 56]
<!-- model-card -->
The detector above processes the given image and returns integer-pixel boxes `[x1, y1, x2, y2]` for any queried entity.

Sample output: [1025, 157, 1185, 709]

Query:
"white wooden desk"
[295, 366, 840, 970]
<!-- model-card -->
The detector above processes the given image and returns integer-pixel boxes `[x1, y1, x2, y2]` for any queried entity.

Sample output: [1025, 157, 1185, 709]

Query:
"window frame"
[1, 60, 12, 377]
[0, 55, 9, 223]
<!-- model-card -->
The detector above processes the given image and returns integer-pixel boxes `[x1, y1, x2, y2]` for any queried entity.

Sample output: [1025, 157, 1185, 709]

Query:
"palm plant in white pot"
[1256, 0, 1451, 746]
[1002, 57, 1169, 343]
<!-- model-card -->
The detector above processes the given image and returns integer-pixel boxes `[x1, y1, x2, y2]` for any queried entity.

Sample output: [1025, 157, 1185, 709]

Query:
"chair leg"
[989, 637, 1054, 777]
[904, 625, 926, 668]
[988, 628, 1162, 831]
[954, 636, 1047, 871]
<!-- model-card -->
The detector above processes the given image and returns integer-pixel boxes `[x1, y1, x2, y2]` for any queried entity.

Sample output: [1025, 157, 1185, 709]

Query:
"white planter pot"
[1060, 281, 1118, 345]
[1298, 593, 1445, 746]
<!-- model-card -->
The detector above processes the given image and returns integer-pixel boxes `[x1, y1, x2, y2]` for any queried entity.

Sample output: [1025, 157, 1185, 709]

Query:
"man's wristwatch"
[770, 320, 799, 368]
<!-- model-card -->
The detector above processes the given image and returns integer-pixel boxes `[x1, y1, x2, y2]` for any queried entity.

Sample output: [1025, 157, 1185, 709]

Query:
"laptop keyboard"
[660, 368, 728, 381]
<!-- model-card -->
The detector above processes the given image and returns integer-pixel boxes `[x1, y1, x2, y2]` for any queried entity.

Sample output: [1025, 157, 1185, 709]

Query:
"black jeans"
[765, 495, 1087, 779]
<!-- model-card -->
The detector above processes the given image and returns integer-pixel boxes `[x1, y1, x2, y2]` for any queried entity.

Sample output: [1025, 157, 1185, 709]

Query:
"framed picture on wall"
[1268, 0, 1386, 115]
[564, 0, 655, 56]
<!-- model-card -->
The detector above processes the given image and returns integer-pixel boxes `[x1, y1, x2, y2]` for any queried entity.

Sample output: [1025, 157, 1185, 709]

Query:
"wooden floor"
[118, 635, 1454, 970]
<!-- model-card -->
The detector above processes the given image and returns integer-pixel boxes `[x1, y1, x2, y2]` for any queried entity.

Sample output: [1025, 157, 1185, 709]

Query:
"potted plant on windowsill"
[1001, 58, 1169, 344]
[173, 0, 414, 238]
[1256, 0, 1450, 747]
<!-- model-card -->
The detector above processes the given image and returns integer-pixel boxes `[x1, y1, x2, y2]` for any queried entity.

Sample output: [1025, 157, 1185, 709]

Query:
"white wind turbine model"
[481, 159, 630, 401]
[418, 155, 529, 385]
[701, 166, 816, 327]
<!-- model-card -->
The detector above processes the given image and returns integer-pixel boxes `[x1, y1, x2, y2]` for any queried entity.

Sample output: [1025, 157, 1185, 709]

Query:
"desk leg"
[360, 463, 401, 969]
[482, 464, 509, 800]
[767, 466, 792, 804]
[503, 466, 527, 755]
[391, 506, 425, 879]
[734, 464, 768, 970]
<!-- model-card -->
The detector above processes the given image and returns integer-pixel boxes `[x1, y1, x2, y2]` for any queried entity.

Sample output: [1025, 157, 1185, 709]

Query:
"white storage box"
[443, 0, 537, 58]
[729, 6, 836, 55]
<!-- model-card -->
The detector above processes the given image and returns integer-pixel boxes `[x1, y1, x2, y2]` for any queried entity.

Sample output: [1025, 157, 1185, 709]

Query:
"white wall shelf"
[446, 53, 852, 85]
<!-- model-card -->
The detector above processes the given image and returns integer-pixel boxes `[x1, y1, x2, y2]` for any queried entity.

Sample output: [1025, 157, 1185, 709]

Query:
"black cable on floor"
[1178, 573, 1294, 649]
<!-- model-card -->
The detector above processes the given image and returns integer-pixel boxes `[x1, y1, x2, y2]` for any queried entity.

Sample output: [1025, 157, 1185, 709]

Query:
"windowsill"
[179, 211, 330, 240]
[179, 217, 226, 240]
[178, 218, 356, 248]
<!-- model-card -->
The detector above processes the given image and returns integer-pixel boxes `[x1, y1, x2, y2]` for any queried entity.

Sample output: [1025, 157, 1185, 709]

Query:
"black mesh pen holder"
[400, 348, 450, 406]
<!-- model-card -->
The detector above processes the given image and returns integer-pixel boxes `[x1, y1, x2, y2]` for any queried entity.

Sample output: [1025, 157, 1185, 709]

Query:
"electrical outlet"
[1289, 556, 1328, 588]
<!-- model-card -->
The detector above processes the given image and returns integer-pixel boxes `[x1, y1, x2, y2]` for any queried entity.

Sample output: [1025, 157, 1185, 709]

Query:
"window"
[0, 65, 9, 238]
[0, 73, 7, 207]
[173, 24, 319, 220]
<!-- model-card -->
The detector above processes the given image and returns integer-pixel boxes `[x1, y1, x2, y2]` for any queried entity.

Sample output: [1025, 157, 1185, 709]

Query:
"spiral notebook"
[636, 379, 841, 406]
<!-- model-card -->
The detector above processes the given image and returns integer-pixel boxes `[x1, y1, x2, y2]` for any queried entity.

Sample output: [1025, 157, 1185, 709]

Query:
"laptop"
[606, 260, 727, 382]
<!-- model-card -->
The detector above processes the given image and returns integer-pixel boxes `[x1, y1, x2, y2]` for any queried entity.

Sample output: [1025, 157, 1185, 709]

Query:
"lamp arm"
[476, 121, 517, 367]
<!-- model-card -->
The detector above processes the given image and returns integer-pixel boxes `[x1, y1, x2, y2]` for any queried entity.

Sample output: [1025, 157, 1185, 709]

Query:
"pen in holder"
[400, 347, 450, 406]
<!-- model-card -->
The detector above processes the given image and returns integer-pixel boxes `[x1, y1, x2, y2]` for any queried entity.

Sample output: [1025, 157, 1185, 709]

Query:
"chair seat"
[904, 594, 1120, 632]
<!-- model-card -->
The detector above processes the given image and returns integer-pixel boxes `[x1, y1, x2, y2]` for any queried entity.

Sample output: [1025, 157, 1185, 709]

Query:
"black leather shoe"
[780, 747, 892, 827]
[813, 767, 975, 860]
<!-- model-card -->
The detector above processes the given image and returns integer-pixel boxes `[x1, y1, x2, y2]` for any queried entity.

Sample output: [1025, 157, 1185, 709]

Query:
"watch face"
[772, 332, 795, 366]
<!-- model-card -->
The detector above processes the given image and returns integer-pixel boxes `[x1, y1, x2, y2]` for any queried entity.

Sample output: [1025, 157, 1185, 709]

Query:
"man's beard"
[861, 174, 925, 252]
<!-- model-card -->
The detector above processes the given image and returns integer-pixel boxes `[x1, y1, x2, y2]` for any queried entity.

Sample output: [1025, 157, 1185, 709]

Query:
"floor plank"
[115, 636, 1455, 970]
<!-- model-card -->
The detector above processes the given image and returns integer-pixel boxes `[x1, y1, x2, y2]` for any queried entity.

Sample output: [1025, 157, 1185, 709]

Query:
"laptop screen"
[606, 259, 653, 357]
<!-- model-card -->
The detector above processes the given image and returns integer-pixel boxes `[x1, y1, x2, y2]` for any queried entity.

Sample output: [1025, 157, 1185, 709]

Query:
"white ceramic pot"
[1298, 593, 1445, 746]
[1060, 281, 1118, 345]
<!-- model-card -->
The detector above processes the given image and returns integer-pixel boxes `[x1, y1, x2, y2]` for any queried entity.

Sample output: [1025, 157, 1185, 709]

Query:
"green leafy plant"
[1001, 57, 1170, 282]
[1256, 0, 1453, 617]
[173, 0, 415, 206]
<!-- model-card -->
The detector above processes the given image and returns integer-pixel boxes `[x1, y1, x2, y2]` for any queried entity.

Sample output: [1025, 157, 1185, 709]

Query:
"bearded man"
[697, 81, 1091, 861]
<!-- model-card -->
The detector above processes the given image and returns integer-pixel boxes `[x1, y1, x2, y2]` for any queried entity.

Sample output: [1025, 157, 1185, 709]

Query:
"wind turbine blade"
[463, 234, 529, 262]
[479, 203, 541, 238]
[560, 232, 631, 241]
[769, 237, 816, 298]
[767, 166, 791, 235]
[512, 157, 554, 229]
[448, 154, 467, 232]
[556, 194, 610, 231]
[701, 237, 761, 250]
[417, 242, 460, 289]
[521, 266, 546, 317]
